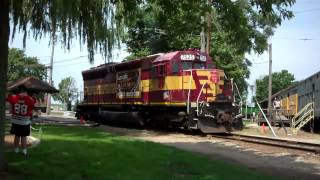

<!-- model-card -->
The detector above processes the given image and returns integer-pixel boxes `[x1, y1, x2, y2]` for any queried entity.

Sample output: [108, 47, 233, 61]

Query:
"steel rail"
[210, 133, 320, 153]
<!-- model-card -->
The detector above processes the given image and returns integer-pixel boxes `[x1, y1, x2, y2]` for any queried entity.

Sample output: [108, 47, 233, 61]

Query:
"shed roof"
[7, 76, 58, 93]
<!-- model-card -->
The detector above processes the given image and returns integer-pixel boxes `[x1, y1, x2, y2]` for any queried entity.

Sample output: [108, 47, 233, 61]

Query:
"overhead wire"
[294, 8, 320, 14]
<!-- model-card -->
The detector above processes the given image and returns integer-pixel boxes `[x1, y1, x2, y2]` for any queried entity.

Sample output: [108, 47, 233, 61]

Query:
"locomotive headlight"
[163, 91, 170, 100]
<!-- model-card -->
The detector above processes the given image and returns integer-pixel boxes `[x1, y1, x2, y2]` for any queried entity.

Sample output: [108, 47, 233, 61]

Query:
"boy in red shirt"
[7, 85, 36, 156]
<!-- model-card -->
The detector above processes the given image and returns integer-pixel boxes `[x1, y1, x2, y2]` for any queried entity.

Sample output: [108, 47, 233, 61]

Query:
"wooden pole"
[268, 44, 272, 115]
[46, 31, 56, 115]
[206, 0, 212, 54]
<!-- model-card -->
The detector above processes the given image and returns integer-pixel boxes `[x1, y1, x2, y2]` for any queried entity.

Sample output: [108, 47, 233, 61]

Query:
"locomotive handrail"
[184, 69, 193, 114]
[196, 82, 207, 116]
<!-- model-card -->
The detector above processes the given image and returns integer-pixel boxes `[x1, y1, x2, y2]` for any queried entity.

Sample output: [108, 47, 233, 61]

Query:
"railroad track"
[210, 133, 320, 153]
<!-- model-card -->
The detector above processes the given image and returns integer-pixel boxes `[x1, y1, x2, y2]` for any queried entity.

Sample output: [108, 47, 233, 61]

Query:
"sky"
[245, 0, 320, 104]
[10, 0, 320, 102]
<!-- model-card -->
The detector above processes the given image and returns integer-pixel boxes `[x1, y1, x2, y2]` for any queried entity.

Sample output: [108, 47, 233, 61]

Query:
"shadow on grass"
[6, 125, 272, 180]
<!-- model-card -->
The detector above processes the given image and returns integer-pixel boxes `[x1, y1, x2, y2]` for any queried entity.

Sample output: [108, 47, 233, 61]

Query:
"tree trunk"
[0, 0, 9, 172]
[67, 101, 72, 111]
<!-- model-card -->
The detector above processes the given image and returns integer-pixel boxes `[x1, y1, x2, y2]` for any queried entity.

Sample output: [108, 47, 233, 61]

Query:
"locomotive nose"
[217, 111, 232, 124]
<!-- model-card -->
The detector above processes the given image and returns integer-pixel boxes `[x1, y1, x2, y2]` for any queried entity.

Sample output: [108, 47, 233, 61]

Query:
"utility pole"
[268, 44, 272, 114]
[206, 0, 212, 54]
[46, 32, 56, 115]
[245, 101, 248, 120]
[250, 85, 255, 105]
[200, 16, 206, 53]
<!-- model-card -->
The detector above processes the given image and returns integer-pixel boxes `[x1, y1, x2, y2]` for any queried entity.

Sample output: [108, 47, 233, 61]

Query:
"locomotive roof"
[82, 53, 161, 79]
[82, 49, 211, 80]
[153, 51, 180, 63]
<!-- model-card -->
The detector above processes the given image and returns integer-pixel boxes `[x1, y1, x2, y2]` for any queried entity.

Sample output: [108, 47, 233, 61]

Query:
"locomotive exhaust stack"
[77, 49, 243, 133]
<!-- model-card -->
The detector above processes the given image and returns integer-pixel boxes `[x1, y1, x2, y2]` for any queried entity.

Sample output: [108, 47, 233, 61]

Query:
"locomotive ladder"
[291, 102, 314, 134]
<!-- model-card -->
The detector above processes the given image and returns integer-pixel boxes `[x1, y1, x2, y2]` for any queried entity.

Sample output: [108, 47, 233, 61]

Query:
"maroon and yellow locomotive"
[77, 49, 242, 133]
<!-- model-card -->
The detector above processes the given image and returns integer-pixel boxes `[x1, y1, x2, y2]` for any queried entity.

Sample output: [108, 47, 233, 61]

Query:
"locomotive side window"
[182, 62, 205, 70]
[182, 62, 192, 70]
[172, 61, 179, 74]
[151, 67, 157, 78]
[158, 65, 166, 76]
[193, 62, 205, 69]
[207, 62, 215, 69]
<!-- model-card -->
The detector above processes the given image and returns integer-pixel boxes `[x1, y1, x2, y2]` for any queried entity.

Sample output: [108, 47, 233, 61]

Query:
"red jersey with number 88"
[7, 94, 35, 117]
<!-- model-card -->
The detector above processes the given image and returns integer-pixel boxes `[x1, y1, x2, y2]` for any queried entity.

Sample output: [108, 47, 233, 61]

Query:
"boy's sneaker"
[22, 149, 27, 156]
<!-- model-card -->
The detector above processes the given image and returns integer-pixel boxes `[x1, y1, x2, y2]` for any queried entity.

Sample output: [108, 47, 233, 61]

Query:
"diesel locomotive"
[76, 49, 243, 133]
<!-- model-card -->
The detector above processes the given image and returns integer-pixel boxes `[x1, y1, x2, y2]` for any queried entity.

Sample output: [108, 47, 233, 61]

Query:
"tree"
[8, 48, 47, 82]
[0, 0, 139, 172]
[255, 70, 295, 102]
[124, 0, 295, 95]
[53, 77, 78, 111]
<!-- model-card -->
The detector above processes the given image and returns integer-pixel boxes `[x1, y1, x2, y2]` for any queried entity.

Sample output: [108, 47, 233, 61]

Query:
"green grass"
[5, 124, 275, 180]
[243, 120, 257, 126]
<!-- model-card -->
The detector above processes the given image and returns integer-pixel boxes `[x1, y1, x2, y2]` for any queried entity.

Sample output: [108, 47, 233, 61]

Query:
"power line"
[252, 61, 268, 64]
[41, 53, 105, 66]
[53, 61, 92, 67]
[272, 37, 320, 41]
[52, 55, 88, 64]
[295, 8, 320, 14]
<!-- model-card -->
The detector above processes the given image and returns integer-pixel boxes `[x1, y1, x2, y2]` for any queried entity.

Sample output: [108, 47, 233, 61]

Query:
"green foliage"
[53, 77, 77, 111]
[8, 48, 47, 82]
[5, 124, 273, 179]
[7, 0, 295, 93]
[255, 70, 295, 102]
[10, 0, 141, 62]
[123, 0, 295, 95]
[123, 48, 152, 61]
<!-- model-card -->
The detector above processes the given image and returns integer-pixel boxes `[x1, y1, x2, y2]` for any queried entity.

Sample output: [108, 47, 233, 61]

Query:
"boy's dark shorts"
[10, 123, 30, 137]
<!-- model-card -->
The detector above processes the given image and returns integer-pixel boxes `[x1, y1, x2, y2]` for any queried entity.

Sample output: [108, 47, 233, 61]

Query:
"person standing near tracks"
[273, 97, 281, 110]
[6, 85, 36, 156]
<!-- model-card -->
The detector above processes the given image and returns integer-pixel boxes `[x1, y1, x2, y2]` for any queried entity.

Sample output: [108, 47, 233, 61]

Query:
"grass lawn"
[5, 124, 275, 180]
[243, 120, 257, 126]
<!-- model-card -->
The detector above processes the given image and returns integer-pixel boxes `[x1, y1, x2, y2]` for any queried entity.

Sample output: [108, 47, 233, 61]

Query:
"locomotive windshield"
[182, 62, 205, 70]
